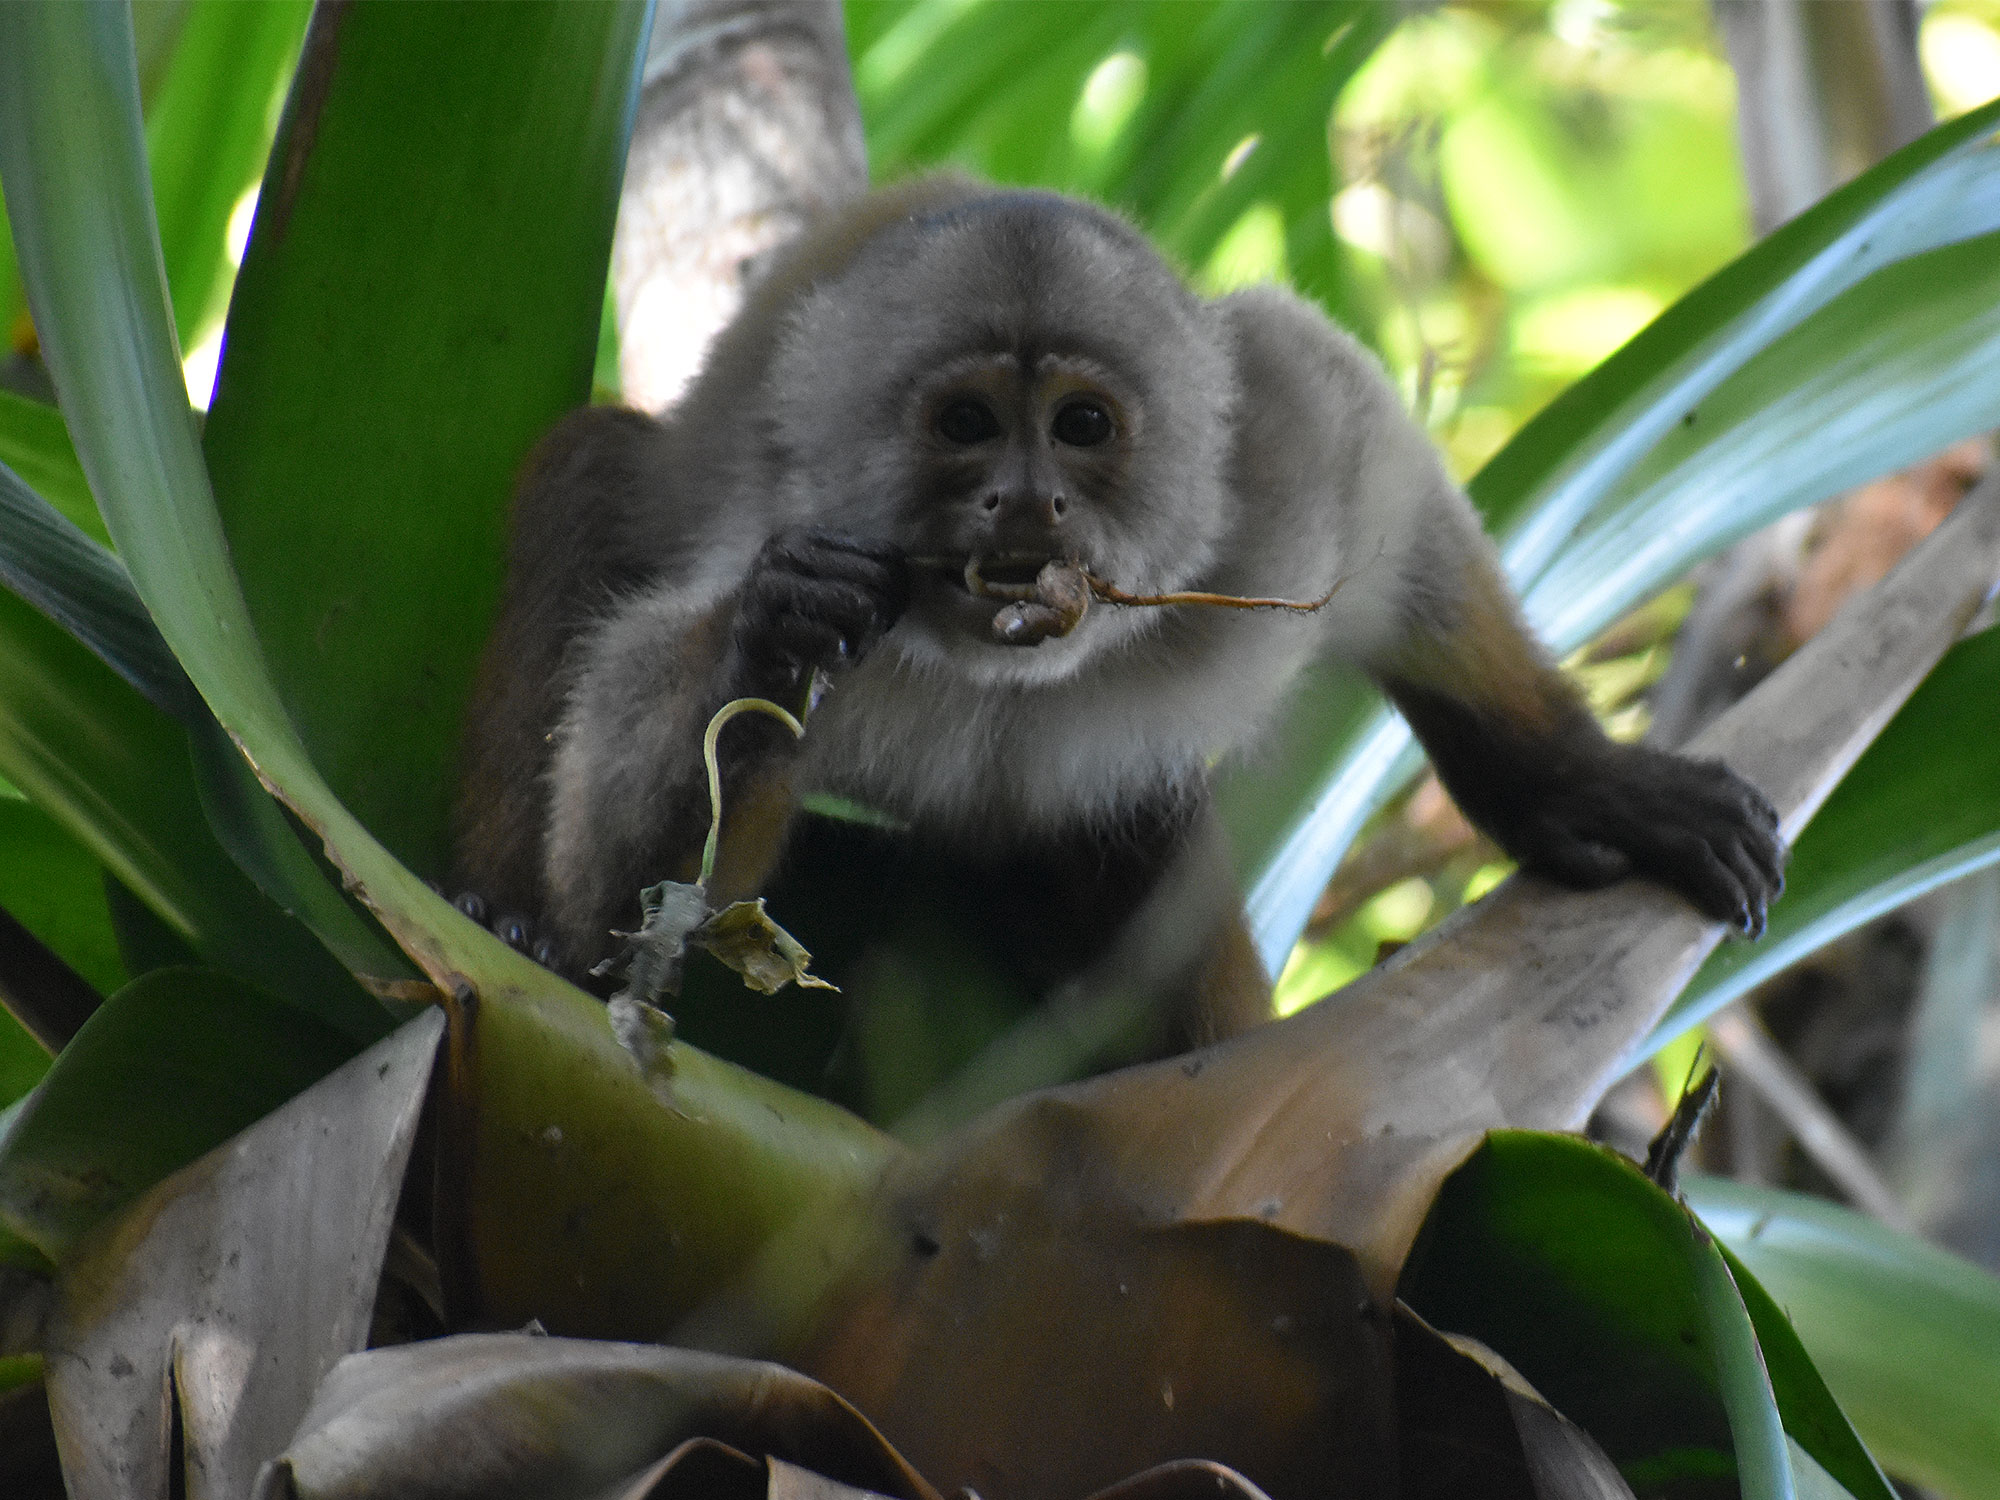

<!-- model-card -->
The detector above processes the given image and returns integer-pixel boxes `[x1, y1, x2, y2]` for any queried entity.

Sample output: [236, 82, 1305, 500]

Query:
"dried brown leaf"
[694, 899, 839, 995]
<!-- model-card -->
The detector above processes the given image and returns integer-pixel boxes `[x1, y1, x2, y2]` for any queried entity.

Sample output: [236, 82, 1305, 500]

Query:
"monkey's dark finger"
[763, 534, 911, 624]
[760, 612, 851, 671]
[779, 526, 906, 568]
[748, 566, 900, 633]
[454, 891, 489, 926]
[1742, 805, 1788, 894]
[1724, 815, 1784, 900]
[494, 913, 533, 952]
[766, 529, 911, 594]
[1623, 822, 1755, 931]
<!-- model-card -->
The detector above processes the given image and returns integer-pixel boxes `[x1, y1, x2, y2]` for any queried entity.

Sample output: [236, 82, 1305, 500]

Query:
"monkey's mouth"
[909, 551, 1071, 597]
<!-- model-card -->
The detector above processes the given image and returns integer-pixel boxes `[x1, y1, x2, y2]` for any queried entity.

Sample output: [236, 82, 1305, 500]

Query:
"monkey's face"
[883, 351, 1133, 668]
[769, 190, 1238, 685]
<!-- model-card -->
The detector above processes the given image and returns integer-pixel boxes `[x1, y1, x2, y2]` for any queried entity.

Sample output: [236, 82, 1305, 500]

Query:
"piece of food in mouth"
[987, 558, 1092, 645]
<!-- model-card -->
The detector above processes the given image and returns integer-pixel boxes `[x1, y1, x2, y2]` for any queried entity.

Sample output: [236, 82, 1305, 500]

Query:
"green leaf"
[143, 0, 309, 347]
[0, 4, 905, 1278]
[1689, 1177, 2000, 1500]
[202, 0, 651, 877]
[0, 0, 525, 996]
[0, 966, 353, 1262]
[1235, 99, 2000, 970]
[1692, 1231, 1797, 1500]
[0, 417, 415, 1004]
[0, 388, 102, 543]
[0, 1011, 51, 1117]
[1650, 625, 2000, 1053]
[0, 584, 383, 1038]
[853, 1, 1392, 329]
[1719, 1237, 1895, 1500]
[1523, 229, 2000, 649]
[0, 457, 192, 717]
[1400, 1133, 1889, 1498]
[1482, 96, 2000, 571]
[0, 794, 126, 1002]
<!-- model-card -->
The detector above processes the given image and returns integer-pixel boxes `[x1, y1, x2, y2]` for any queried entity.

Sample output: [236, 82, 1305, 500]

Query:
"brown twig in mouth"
[1079, 571, 1348, 613]
[904, 552, 1349, 614]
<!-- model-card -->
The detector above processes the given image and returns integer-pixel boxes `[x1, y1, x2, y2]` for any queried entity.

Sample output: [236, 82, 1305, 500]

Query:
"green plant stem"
[699, 698, 804, 889]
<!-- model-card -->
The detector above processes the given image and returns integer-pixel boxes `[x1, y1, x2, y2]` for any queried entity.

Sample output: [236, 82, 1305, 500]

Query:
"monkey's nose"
[983, 490, 1068, 528]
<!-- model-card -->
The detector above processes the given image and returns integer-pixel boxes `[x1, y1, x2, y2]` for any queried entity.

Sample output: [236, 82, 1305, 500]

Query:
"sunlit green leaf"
[1524, 230, 2000, 648]
[852, 0, 1392, 328]
[1690, 1177, 2000, 1500]
[143, 0, 309, 348]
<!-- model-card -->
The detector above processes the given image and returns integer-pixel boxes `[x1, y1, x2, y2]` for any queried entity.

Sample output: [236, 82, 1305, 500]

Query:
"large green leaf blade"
[201, 0, 652, 877]
[1482, 97, 2000, 569]
[1524, 231, 2000, 648]
[0, 406, 411, 1010]
[0, 0, 525, 996]
[0, 583, 379, 1037]
[0, 1, 909, 1273]
[1650, 624, 2000, 1052]
[1690, 1177, 2000, 1500]
[1400, 1133, 1890, 1500]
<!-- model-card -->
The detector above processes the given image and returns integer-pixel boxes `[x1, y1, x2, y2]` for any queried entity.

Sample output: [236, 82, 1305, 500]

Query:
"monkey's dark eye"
[1052, 398, 1113, 448]
[935, 397, 1001, 445]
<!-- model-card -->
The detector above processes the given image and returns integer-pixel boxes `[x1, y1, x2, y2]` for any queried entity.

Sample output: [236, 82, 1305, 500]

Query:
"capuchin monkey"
[452, 175, 1784, 1036]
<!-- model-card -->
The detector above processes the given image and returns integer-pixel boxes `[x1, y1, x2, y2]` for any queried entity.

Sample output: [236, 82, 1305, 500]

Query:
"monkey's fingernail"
[454, 892, 488, 925]
[496, 916, 530, 951]
[532, 937, 558, 969]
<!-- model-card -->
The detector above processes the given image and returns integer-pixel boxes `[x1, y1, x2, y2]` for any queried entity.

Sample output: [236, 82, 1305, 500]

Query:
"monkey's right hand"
[727, 527, 911, 701]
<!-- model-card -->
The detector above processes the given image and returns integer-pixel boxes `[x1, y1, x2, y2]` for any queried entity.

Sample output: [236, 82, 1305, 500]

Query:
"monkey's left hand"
[1476, 739, 1785, 937]
[727, 527, 911, 701]
[1388, 683, 1785, 936]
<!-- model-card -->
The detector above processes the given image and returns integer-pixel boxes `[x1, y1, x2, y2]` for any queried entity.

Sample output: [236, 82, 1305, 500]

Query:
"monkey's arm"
[1215, 286, 1784, 933]
[1368, 554, 1784, 934]
[539, 527, 908, 971]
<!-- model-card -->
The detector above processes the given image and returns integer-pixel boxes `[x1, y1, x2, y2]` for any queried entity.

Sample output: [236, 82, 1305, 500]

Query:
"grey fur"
[458, 179, 1780, 978]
